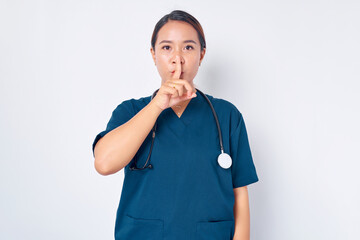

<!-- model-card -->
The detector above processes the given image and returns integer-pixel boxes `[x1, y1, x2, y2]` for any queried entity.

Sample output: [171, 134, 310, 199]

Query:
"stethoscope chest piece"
[218, 152, 232, 169]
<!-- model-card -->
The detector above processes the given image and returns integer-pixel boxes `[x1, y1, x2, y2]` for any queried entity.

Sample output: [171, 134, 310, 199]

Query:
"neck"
[175, 98, 191, 106]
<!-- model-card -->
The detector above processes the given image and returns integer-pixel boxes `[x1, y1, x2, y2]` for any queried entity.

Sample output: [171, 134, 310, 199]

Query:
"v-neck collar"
[144, 90, 207, 139]
[154, 93, 202, 139]
[169, 93, 200, 126]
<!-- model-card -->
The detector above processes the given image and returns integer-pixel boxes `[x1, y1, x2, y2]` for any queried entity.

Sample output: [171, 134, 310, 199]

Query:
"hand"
[152, 56, 197, 110]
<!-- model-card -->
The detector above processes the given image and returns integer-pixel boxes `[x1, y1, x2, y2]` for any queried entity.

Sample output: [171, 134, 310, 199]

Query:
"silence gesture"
[152, 56, 197, 110]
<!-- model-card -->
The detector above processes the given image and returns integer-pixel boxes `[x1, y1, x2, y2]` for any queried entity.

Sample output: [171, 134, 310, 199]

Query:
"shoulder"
[202, 93, 249, 139]
[202, 92, 245, 136]
[113, 95, 152, 115]
[204, 93, 243, 119]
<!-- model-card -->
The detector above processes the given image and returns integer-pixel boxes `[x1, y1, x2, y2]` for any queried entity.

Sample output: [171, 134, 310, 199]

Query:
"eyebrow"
[158, 40, 197, 45]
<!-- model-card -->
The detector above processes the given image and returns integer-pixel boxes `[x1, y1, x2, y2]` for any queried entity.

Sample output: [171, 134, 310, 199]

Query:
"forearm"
[94, 100, 163, 175]
[233, 186, 250, 240]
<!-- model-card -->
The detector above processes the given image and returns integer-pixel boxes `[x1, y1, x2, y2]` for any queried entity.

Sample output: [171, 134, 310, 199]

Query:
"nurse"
[92, 10, 259, 240]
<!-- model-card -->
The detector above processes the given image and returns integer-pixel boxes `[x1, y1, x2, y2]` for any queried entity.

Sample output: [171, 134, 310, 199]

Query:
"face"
[150, 20, 206, 84]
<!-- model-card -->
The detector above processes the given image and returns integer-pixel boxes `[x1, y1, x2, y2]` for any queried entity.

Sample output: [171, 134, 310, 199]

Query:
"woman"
[92, 10, 259, 240]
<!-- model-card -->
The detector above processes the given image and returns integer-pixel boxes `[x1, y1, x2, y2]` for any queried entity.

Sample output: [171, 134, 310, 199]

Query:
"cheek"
[189, 59, 200, 70]
[188, 53, 200, 65]
[155, 59, 170, 78]
[156, 55, 169, 67]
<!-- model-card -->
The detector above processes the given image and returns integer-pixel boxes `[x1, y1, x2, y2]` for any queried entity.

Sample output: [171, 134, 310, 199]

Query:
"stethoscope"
[129, 88, 232, 171]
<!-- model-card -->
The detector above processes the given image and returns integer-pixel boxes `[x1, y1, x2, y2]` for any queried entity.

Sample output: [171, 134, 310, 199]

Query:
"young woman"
[92, 10, 259, 240]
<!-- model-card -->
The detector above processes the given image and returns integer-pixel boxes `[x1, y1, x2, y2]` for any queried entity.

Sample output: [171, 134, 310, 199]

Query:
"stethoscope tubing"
[130, 88, 225, 171]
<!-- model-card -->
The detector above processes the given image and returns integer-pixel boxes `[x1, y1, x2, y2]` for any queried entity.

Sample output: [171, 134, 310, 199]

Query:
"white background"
[1, 0, 359, 239]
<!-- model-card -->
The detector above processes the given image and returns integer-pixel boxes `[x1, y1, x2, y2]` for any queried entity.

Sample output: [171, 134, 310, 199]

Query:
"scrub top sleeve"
[230, 110, 259, 188]
[92, 100, 134, 157]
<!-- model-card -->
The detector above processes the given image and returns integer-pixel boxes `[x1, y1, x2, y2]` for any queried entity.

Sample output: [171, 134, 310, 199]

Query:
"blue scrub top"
[92, 91, 259, 240]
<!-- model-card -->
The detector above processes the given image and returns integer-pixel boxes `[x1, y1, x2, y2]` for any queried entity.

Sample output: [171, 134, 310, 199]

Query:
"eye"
[185, 45, 194, 50]
[162, 45, 170, 50]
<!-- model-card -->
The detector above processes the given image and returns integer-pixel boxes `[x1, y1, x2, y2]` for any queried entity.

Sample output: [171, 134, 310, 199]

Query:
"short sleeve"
[92, 100, 134, 157]
[229, 110, 259, 188]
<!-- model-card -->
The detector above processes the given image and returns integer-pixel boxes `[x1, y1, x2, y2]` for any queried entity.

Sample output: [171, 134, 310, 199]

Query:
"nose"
[171, 55, 184, 65]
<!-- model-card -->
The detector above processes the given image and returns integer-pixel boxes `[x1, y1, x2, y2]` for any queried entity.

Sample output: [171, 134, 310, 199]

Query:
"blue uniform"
[92, 91, 259, 240]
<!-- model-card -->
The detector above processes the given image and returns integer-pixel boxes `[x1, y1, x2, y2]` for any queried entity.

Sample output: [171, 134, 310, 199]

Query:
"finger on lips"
[168, 56, 196, 98]
[173, 56, 182, 79]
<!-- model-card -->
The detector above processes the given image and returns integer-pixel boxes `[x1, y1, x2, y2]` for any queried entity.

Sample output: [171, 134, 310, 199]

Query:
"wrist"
[148, 100, 163, 116]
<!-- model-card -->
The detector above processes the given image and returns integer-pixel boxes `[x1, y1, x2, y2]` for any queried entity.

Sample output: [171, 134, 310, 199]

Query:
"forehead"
[157, 20, 198, 43]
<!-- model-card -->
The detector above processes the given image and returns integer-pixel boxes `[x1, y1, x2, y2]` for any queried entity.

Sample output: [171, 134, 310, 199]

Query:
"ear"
[199, 48, 206, 66]
[150, 47, 156, 65]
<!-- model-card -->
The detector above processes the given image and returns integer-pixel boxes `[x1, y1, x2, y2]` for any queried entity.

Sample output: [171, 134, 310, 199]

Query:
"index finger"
[171, 79, 196, 96]
[173, 56, 182, 79]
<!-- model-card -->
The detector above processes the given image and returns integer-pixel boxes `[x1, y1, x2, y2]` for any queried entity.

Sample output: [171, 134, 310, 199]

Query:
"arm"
[233, 186, 250, 240]
[93, 100, 163, 175]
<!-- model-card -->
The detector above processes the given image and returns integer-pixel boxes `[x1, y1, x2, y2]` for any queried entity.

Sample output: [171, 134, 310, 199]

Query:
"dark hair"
[151, 10, 206, 52]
